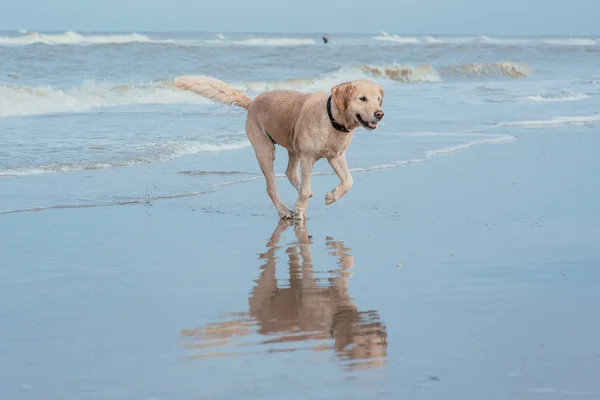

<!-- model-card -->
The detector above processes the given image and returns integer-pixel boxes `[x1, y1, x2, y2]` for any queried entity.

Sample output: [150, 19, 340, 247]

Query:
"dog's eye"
[359, 96, 367, 102]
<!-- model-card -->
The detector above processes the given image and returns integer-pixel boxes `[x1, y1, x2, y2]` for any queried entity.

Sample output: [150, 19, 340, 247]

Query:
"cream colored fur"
[174, 75, 385, 220]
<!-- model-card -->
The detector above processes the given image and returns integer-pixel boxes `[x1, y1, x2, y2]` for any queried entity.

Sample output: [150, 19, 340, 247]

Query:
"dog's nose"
[374, 110, 384, 120]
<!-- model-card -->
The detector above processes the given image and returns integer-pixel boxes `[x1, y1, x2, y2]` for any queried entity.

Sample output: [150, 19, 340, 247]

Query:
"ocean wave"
[543, 38, 596, 46]
[440, 62, 531, 78]
[236, 67, 373, 93]
[475, 36, 493, 43]
[1, 61, 532, 118]
[359, 62, 530, 81]
[522, 90, 590, 102]
[238, 62, 528, 94]
[373, 33, 420, 44]
[423, 36, 444, 44]
[234, 64, 437, 93]
[500, 115, 600, 128]
[370, 35, 598, 48]
[0, 80, 209, 118]
[0, 140, 251, 177]
[230, 38, 315, 46]
[0, 31, 152, 46]
[0, 31, 317, 47]
[360, 64, 440, 83]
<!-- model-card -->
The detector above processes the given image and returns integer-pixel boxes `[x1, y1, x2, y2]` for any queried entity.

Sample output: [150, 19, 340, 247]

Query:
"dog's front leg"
[326, 152, 354, 205]
[294, 158, 315, 220]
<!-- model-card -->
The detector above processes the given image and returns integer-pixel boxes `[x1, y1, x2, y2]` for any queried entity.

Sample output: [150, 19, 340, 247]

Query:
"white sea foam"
[236, 67, 371, 93]
[543, 38, 596, 46]
[0, 140, 251, 177]
[423, 134, 515, 157]
[230, 38, 316, 46]
[0, 31, 317, 47]
[191, 61, 529, 98]
[522, 90, 590, 102]
[2, 59, 535, 119]
[350, 134, 515, 173]
[423, 36, 444, 44]
[0, 31, 152, 46]
[0, 80, 209, 118]
[373, 33, 420, 44]
[234, 63, 434, 93]
[500, 115, 600, 128]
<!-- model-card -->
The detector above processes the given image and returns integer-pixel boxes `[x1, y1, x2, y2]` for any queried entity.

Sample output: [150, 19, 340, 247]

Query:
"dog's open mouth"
[356, 114, 378, 130]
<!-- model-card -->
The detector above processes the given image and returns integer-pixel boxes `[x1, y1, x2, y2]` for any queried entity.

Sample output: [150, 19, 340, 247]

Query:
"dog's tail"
[174, 75, 252, 110]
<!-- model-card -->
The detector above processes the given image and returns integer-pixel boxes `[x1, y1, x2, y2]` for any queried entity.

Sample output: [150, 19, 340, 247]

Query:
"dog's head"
[331, 80, 384, 130]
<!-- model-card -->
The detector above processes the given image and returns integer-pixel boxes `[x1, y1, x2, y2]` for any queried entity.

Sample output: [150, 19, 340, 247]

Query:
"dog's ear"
[331, 82, 355, 113]
[378, 87, 384, 106]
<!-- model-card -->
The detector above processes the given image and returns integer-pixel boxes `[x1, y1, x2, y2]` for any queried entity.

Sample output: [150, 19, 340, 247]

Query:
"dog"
[174, 75, 385, 220]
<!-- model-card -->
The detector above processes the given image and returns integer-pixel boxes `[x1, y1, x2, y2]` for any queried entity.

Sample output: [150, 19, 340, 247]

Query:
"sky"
[2, 0, 599, 35]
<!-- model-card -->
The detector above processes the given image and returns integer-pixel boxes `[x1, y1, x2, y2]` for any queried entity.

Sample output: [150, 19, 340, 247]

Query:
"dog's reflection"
[181, 220, 387, 371]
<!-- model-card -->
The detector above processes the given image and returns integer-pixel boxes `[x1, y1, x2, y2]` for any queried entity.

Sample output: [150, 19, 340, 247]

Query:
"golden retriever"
[174, 76, 385, 220]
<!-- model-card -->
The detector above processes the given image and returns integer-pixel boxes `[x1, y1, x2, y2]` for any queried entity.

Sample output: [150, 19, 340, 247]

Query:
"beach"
[1, 127, 599, 399]
[2, 30, 600, 399]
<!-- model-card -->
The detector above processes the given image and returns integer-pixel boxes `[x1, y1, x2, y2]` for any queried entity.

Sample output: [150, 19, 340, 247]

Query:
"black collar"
[327, 96, 349, 133]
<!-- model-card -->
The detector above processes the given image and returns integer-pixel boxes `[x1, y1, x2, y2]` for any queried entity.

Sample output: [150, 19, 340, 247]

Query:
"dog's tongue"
[368, 121, 378, 129]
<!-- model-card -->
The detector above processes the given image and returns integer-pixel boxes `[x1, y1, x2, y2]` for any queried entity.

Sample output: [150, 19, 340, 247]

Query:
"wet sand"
[1, 130, 599, 399]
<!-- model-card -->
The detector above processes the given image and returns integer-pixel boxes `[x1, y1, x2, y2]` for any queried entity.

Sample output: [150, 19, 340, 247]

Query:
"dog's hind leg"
[247, 122, 293, 219]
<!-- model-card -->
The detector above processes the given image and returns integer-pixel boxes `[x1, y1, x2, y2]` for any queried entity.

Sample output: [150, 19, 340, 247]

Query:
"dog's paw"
[325, 192, 336, 205]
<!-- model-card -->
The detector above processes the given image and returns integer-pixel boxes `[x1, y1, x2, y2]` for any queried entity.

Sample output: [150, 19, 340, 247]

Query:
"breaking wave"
[0, 31, 152, 46]
[0, 80, 208, 118]
[360, 64, 440, 82]
[423, 36, 444, 44]
[0, 140, 251, 177]
[238, 62, 529, 93]
[440, 62, 531, 78]
[360, 62, 530, 81]
[0, 31, 316, 47]
[522, 90, 590, 102]
[1, 61, 533, 118]
[230, 38, 315, 46]
[373, 32, 420, 43]
[543, 38, 596, 46]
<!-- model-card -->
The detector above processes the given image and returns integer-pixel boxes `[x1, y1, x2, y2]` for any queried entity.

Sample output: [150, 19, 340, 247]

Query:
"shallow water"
[1, 31, 600, 213]
[1, 128, 599, 399]
[181, 219, 388, 371]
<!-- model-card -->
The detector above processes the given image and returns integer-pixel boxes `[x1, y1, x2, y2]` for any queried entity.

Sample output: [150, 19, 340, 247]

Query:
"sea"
[1, 30, 599, 214]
